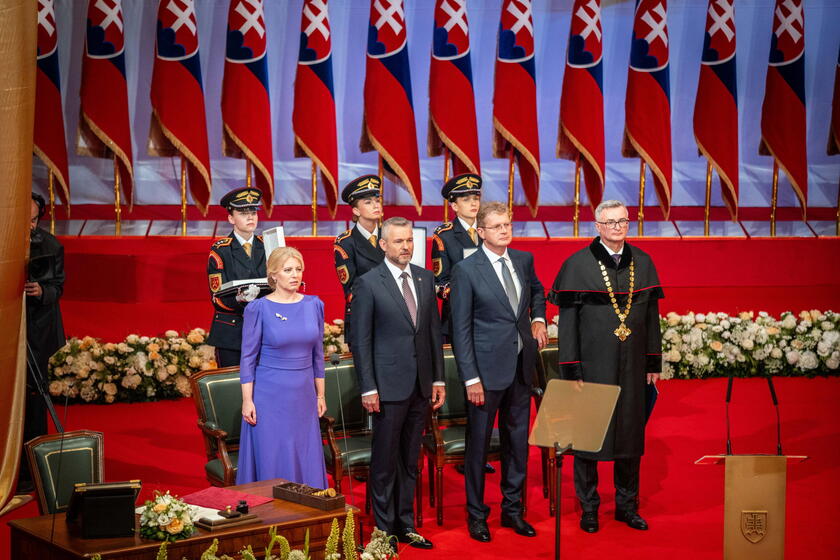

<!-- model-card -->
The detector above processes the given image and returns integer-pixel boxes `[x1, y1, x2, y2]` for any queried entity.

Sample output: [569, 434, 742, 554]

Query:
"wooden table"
[8, 479, 358, 560]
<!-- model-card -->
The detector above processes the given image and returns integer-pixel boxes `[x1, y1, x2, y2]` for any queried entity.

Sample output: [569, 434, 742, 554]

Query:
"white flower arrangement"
[49, 322, 350, 405]
[139, 491, 197, 542]
[659, 310, 839, 380]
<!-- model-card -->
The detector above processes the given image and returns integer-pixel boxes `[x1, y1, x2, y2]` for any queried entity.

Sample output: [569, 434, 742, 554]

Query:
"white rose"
[827, 357, 839, 370]
[698, 355, 710, 366]
[781, 315, 797, 329]
[821, 321, 834, 331]
[695, 313, 706, 323]
[770, 348, 783, 359]
[157, 514, 171, 526]
[799, 351, 818, 370]
[785, 351, 800, 365]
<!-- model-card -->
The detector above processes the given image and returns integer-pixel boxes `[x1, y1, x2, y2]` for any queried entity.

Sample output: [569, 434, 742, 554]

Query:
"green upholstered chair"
[25, 430, 104, 514]
[321, 356, 373, 515]
[189, 367, 242, 486]
[423, 346, 502, 526]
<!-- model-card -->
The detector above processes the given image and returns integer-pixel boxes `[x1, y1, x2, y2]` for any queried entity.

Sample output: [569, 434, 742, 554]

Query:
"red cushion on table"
[181, 486, 272, 510]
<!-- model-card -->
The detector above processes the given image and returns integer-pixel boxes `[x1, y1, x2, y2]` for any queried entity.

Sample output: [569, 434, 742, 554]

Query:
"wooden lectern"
[697, 375, 807, 559]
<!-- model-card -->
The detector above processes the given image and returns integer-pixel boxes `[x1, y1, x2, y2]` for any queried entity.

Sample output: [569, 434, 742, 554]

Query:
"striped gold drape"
[0, 0, 37, 513]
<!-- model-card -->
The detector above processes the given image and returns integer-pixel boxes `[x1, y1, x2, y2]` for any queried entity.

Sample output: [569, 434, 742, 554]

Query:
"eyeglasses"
[596, 219, 630, 229]
[479, 222, 512, 232]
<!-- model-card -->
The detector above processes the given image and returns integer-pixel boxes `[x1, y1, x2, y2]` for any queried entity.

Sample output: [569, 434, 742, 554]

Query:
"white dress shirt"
[355, 222, 379, 241]
[361, 259, 444, 397]
[599, 239, 624, 260]
[233, 231, 254, 248]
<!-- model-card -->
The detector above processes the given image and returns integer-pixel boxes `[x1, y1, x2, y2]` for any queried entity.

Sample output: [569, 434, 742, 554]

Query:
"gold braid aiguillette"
[599, 259, 635, 341]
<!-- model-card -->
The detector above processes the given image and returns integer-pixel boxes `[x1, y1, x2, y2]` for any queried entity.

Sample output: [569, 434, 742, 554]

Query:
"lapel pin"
[275, 313, 287, 321]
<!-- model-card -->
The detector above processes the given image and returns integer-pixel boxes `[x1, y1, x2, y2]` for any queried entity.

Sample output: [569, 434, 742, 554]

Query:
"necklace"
[599, 259, 635, 341]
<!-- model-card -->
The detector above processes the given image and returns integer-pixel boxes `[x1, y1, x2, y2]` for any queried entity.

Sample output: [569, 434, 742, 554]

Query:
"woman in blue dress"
[236, 246, 328, 488]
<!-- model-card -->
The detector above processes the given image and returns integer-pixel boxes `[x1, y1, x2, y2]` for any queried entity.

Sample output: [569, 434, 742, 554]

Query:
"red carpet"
[3, 377, 838, 559]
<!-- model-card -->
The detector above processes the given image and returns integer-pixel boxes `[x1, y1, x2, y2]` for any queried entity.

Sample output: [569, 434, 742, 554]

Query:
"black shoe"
[500, 513, 537, 537]
[397, 529, 434, 549]
[615, 509, 648, 530]
[468, 517, 491, 542]
[455, 463, 496, 475]
[579, 511, 599, 533]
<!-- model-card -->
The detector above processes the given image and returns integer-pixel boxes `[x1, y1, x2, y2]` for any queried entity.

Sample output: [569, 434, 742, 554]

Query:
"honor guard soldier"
[207, 187, 267, 367]
[334, 175, 384, 345]
[432, 173, 483, 339]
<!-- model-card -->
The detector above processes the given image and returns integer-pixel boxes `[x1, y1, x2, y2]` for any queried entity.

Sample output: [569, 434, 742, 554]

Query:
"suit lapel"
[353, 226, 382, 263]
[510, 250, 528, 317]
[452, 219, 478, 248]
[252, 239, 266, 275]
[379, 264, 415, 328]
[229, 233, 253, 271]
[411, 265, 424, 331]
[475, 250, 517, 318]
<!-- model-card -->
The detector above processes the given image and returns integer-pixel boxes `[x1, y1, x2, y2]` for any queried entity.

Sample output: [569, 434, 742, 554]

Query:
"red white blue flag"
[221, 0, 274, 213]
[622, 0, 672, 219]
[149, 0, 212, 214]
[77, 0, 134, 208]
[293, 0, 339, 218]
[828, 48, 839, 155]
[693, 0, 738, 220]
[759, 0, 807, 216]
[360, 0, 423, 212]
[493, 0, 540, 215]
[34, 0, 70, 209]
[428, 0, 480, 176]
[557, 0, 605, 211]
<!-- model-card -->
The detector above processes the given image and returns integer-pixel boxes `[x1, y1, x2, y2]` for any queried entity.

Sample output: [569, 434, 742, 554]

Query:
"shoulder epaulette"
[212, 237, 232, 248]
[256, 235, 263, 243]
[434, 222, 454, 234]
[335, 229, 352, 243]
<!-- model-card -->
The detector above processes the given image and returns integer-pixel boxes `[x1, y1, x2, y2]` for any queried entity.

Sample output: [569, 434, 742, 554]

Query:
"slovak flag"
[77, 0, 134, 208]
[293, 0, 339, 217]
[360, 0, 423, 212]
[428, 0, 480, 176]
[622, 0, 672, 219]
[493, 0, 540, 215]
[759, 0, 807, 216]
[693, 0, 738, 220]
[557, 0, 605, 211]
[34, 0, 71, 210]
[221, 0, 274, 213]
[829, 45, 840, 156]
[149, 0, 212, 214]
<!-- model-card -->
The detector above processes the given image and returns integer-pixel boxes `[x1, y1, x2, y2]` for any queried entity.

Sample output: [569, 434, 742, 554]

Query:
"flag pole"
[47, 170, 56, 235]
[770, 159, 779, 237]
[113, 155, 121, 236]
[637, 160, 646, 237]
[507, 148, 515, 215]
[180, 156, 188, 236]
[835, 174, 839, 236]
[443, 150, 451, 223]
[246, 159, 252, 188]
[378, 156, 384, 223]
[704, 160, 713, 236]
[572, 154, 581, 237]
[310, 161, 318, 236]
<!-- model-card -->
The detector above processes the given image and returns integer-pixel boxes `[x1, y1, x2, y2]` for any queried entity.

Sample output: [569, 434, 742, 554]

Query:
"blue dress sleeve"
[312, 297, 326, 379]
[239, 299, 262, 384]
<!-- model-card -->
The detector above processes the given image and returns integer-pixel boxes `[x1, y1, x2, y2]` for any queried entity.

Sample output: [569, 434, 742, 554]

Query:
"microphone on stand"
[725, 376, 734, 455]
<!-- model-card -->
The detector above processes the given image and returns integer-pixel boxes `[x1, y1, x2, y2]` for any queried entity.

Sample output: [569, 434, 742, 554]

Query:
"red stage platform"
[57, 234, 840, 340]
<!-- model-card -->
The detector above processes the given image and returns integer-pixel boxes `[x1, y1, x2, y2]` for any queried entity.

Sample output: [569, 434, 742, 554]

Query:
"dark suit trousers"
[465, 356, 531, 520]
[215, 347, 241, 368]
[573, 456, 641, 512]
[370, 384, 427, 532]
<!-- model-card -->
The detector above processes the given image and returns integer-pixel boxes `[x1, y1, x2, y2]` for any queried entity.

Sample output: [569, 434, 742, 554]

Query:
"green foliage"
[156, 542, 168, 560]
[325, 518, 340, 558]
[239, 545, 257, 560]
[342, 510, 358, 560]
[200, 538, 220, 560]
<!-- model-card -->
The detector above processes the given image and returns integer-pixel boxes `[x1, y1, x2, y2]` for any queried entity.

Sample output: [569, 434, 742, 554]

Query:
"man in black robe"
[21, 194, 66, 492]
[548, 200, 663, 533]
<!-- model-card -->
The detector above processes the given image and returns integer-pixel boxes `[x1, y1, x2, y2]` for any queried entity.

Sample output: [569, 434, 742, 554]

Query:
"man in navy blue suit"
[351, 216, 445, 550]
[450, 201, 548, 542]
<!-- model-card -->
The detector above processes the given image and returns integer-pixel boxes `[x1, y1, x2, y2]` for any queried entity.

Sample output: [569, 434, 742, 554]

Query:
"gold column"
[180, 156, 187, 236]
[311, 161, 318, 236]
[770, 160, 779, 237]
[704, 161, 713, 236]
[572, 155, 581, 237]
[0, 0, 37, 514]
[113, 156, 122, 236]
[507, 149, 515, 215]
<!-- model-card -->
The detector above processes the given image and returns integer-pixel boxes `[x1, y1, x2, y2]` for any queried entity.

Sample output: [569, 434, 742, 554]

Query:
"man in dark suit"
[206, 187, 266, 367]
[20, 194, 66, 493]
[334, 175, 384, 345]
[351, 217, 445, 550]
[450, 201, 548, 542]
